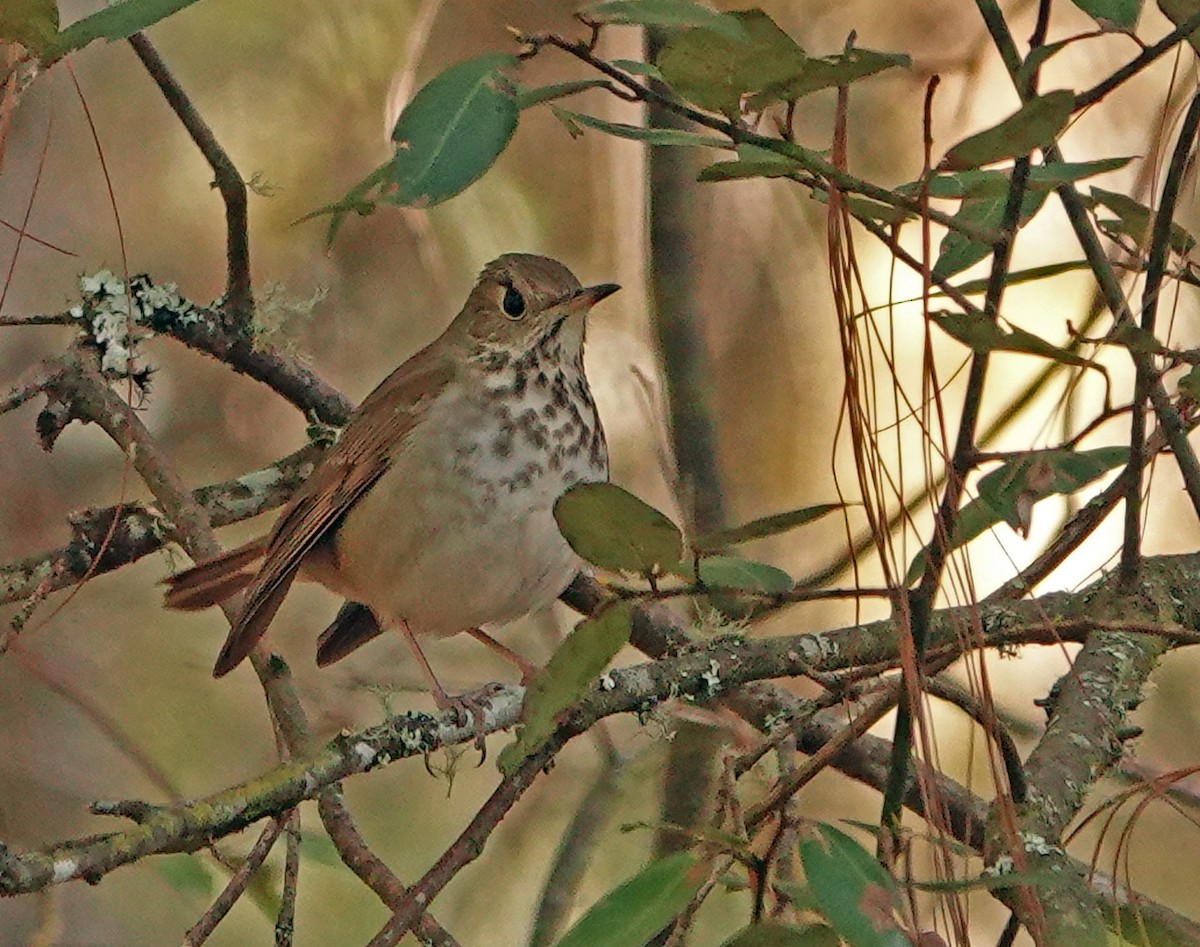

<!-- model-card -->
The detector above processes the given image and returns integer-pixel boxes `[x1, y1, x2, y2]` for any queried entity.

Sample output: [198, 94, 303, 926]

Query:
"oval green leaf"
[554, 483, 683, 575]
[306, 53, 519, 236]
[939, 90, 1076, 171]
[552, 108, 728, 147]
[695, 503, 844, 551]
[582, 0, 749, 41]
[1, 0, 58, 51]
[1069, 0, 1143, 31]
[747, 46, 911, 109]
[553, 852, 705, 947]
[906, 446, 1130, 581]
[516, 79, 611, 110]
[698, 159, 804, 182]
[698, 556, 792, 594]
[498, 602, 632, 775]
[387, 53, 519, 205]
[930, 312, 1101, 372]
[933, 185, 1048, 278]
[1088, 186, 1198, 254]
[799, 823, 907, 947]
[41, 0, 205, 62]
[656, 9, 808, 115]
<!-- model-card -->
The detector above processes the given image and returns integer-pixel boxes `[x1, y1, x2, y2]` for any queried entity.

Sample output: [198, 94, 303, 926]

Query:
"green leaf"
[553, 853, 706, 947]
[919, 159, 1130, 277]
[656, 9, 808, 115]
[697, 556, 792, 594]
[582, 0, 749, 40]
[720, 922, 841, 947]
[799, 823, 908, 947]
[1180, 364, 1200, 401]
[551, 108, 728, 147]
[610, 58, 665, 80]
[554, 483, 683, 575]
[1159, 0, 1200, 52]
[499, 603, 632, 775]
[747, 46, 911, 108]
[934, 185, 1048, 278]
[387, 53, 519, 203]
[1107, 323, 1164, 355]
[1069, 0, 1143, 30]
[1087, 186, 1198, 254]
[0, 0, 58, 51]
[695, 503, 844, 551]
[699, 141, 829, 183]
[910, 157, 1132, 200]
[1014, 37, 1077, 91]
[950, 260, 1092, 295]
[516, 79, 610, 110]
[698, 159, 804, 182]
[811, 185, 915, 224]
[41, 0, 205, 61]
[939, 90, 1076, 170]
[156, 854, 215, 898]
[906, 446, 1130, 581]
[930, 312, 1101, 371]
[1026, 155, 1134, 184]
[305, 54, 519, 237]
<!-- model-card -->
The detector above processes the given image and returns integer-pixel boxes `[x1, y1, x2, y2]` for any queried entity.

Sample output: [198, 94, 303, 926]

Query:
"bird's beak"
[556, 282, 621, 314]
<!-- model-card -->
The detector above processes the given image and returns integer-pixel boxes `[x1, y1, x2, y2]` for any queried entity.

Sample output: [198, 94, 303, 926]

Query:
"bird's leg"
[466, 627, 541, 685]
[397, 621, 491, 750]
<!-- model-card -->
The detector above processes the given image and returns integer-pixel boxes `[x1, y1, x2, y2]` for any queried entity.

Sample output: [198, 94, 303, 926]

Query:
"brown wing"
[212, 348, 454, 676]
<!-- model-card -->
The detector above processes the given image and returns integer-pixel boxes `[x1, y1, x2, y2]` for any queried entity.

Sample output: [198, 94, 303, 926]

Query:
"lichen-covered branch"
[3, 552, 1199, 898]
[0, 445, 319, 607]
[986, 577, 1181, 944]
[15, 272, 351, 425]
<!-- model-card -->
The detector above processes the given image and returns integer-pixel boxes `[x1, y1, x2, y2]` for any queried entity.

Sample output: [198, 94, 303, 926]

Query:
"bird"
[164, 253, 619, 718]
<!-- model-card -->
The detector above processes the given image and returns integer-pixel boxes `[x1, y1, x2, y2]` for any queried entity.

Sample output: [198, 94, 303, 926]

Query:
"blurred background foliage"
[2, 0, 1200, 943]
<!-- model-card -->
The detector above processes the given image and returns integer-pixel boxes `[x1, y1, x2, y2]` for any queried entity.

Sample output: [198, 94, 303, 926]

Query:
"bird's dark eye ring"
[501, 285, 527, 320]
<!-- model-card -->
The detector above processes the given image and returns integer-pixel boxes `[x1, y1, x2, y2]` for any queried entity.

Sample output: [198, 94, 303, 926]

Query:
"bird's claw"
[435, 683, 505, 761]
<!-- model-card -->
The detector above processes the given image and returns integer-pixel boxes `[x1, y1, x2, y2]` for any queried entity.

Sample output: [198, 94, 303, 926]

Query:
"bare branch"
[183, 819, 285, 947]
[127, 34, 253, 324]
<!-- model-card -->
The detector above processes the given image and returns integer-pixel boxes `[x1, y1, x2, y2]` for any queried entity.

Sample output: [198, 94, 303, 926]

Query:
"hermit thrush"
[164, 254, 618, 714]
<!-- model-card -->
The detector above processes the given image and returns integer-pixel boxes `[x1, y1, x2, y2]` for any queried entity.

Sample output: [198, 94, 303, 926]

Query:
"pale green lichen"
[71, 271, 199, 377]
[699, 659, 722, 696]
[252, 281, 327, 353]
[1019, 832, 1063, 857]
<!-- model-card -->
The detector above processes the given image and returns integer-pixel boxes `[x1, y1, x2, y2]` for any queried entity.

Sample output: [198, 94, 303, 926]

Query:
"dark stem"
[1075, 11, 1200, 111]
[127, 33, 253, 326]
[1120, 92, 1200, 583]
[878, 42, 1036, 843]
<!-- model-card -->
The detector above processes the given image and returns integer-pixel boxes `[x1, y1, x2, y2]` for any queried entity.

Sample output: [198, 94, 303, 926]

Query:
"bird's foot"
[432, 682, 505, 756]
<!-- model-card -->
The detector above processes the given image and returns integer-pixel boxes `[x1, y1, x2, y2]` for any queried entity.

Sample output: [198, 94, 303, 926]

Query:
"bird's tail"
[162, 537, 268, 610]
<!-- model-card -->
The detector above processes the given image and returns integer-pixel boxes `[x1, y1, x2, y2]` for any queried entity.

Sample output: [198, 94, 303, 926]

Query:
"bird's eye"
[501, 285, 527, 320]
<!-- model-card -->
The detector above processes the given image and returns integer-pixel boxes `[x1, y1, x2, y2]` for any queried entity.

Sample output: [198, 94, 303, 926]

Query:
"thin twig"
[275, 810, 300, 947]
[1074, 11, 1200, 111]
[0, 445, 320, 606]
[1121, 92, 1200, 583]
[127, 33, 252, 324]
[525, 33, 1000, 244]
[315, 789, 464, 947]
[183, 819, 284, 947]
